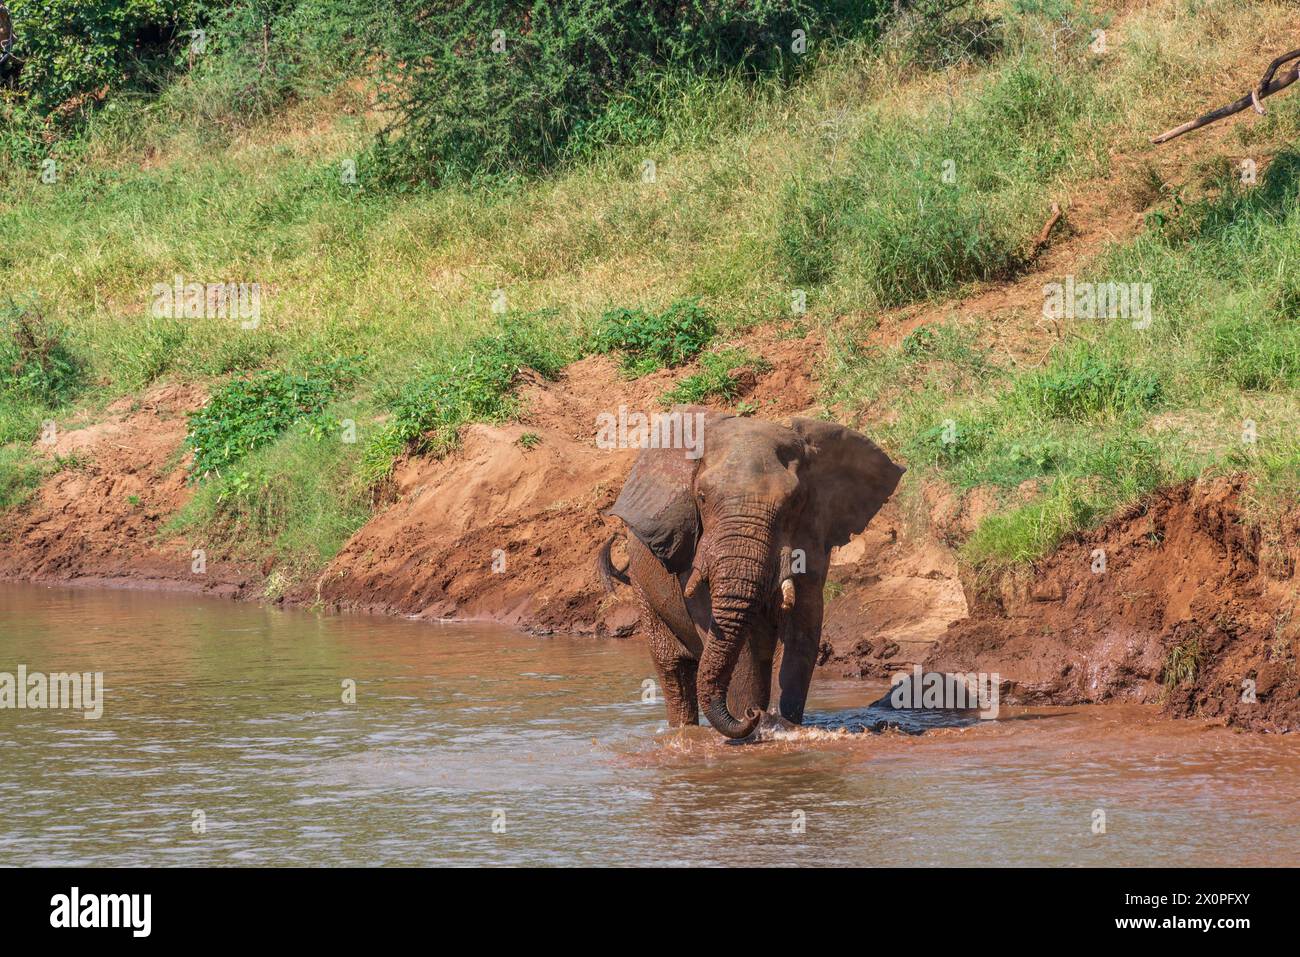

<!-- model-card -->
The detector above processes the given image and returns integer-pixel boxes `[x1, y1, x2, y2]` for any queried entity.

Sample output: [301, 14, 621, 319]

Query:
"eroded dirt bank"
[922, 480, 1300, 732]
[304, 327, 966, 658]
[0, 384, 254, 597]
[1, 335, 1295, 731]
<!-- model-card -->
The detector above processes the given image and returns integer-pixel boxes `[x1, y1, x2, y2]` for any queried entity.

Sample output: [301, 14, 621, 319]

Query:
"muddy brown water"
[2, 582, 1298, 867]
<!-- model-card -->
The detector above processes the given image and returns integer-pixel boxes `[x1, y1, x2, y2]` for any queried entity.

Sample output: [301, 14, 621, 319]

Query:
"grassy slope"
[1, 0, 1297, 588]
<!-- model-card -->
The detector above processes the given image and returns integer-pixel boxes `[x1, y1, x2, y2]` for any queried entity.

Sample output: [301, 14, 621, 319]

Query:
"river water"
[1, 582, 1297, 867]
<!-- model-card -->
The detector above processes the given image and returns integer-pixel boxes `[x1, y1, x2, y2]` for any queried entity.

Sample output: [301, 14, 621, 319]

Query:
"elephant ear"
[608, 407, 730, 572]
[789, 417, 905, 551]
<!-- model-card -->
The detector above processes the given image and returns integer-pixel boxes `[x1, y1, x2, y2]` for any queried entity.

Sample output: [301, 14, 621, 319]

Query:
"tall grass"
[778, 54, 1113, 308]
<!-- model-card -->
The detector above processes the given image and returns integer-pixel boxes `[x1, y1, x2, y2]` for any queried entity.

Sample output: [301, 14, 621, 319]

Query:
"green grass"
[0, 446, 46, 511]
[185, 358, 359, 479]
[1162, 635, 1204, 692]
[360, 312, 578, 483]
[778, 55, 1113, 309]
[662, 347, 773, 405]
[826, 143, 1300, 571]
[168, 407, 373, 580]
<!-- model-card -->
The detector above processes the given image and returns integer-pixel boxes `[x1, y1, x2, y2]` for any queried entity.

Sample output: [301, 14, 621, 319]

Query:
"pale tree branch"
[1152, 47, 1300, 145]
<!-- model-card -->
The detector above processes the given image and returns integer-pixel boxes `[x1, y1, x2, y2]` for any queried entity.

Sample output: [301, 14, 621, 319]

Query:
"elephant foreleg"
[637, 598, 700, 726]
[776, 580, 824, 724]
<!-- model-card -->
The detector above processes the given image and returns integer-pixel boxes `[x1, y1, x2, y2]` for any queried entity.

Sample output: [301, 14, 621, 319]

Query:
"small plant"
[0, 446, 46, 511]
[1011, 345, 1162, 421]
[361, 315, 572, 483]
[185, 358, 359, 480]
[593, 299, 717, 376]
[1162, 635, 1204, 692]
[901, 325, 941, 359]
[127, 494, 142, 507]
[517, 432, 541, 450]
[661, 348, 771, 405]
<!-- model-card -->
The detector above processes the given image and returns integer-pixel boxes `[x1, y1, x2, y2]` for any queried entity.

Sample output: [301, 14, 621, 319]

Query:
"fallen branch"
[1152, 47, 1300, 144]
[1028, 202, 1063, 259]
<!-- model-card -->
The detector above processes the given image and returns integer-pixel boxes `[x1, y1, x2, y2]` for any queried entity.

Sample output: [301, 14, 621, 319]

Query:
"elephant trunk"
[696, 503, 775, 739]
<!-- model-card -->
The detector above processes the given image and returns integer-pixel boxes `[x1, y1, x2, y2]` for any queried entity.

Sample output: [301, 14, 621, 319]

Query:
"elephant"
[598, 409, 904, 739]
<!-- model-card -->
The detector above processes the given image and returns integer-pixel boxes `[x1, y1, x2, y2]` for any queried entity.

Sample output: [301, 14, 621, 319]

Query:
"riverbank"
[2, 320, 1295, 732]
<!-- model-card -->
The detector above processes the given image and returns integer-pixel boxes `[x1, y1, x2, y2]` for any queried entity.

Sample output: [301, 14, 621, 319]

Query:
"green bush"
[594, 299, 717, 375]
[0, 299, 84, 405]
[1009, 345, 1162, 421]
[361, 313, 574, 482]
[170, 414, 372, 577]
[0, 0, 361, 153]
[369, 0, 886, 184]
[185, 358, 357, 479]
[1, 1, 198, 115]
[164, 0, 361, 129]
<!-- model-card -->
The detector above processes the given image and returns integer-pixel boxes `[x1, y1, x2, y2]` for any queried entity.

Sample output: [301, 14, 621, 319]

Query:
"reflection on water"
[1, 582, 1298, 867]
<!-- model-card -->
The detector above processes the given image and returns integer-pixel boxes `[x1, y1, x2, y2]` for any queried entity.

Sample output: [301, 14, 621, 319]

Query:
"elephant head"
[610, 410, 904, 738]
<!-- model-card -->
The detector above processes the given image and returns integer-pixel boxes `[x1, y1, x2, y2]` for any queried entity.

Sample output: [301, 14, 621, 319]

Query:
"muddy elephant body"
[599, 410, 904, 738]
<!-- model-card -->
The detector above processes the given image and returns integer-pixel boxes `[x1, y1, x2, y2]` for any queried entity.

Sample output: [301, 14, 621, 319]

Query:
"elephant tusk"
[780, 577, 796, 611]
[684, 565, 707, 598]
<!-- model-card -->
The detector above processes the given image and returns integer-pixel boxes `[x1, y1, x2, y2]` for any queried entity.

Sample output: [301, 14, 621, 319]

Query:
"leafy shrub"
[171, 414, 372, 577]
[594, 299, 717, 375]
[662, 348, 772, 404]
[0, 0, 361, 151]
[1, 1, 199, 115]
[361, 314, 574, 482]
[884, 0, 1002, 69]
[185, 357, 357, 479]
[164, 0, 362, 130]
[369, 0, 886, 184]
[0, 299, 83, 405]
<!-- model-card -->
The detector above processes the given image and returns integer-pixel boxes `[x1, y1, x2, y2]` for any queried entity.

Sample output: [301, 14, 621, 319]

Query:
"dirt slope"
[919, 480, 1300, 731]
[0, 383, 253, 596]
[305, 326, 968, 657]
[2, 334, 1293, 732]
